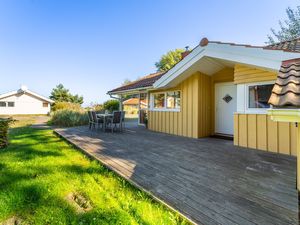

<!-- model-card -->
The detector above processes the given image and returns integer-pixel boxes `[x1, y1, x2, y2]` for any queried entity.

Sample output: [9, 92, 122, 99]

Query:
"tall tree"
[267, 6, 300, 44]
[50, 84, 84, 105]
[155, 49, 185, 72]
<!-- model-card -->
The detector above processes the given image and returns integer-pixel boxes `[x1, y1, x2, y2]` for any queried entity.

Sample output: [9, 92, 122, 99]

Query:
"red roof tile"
[269, 58, 300, 107]
[266, 37, 300, 52]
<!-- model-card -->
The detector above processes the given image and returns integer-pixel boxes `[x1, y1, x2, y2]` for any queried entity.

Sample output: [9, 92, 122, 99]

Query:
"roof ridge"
[266, 37, 300, 47]
[199, 37, 300, 53]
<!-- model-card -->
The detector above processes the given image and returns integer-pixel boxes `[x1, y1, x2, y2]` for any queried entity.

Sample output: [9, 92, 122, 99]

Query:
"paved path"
[55, 125, 298, 225]
[30, 116, 51, 129]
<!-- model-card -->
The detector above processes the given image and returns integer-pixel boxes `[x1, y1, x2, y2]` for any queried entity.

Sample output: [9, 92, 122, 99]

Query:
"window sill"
[235, 109, 269, 115]
[150, 108, 180, 112]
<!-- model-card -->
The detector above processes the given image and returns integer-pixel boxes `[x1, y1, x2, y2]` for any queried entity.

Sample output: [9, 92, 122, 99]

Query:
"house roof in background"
[269, 58, 300, 107]
[0, 87, 54, 103]
[108, 71, 165, 94]
[123, 98, 147, 106]
[123, 98, 139, 105]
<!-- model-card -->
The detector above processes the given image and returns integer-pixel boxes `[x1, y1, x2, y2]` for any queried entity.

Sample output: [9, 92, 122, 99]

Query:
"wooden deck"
[55, 125, 298, 225]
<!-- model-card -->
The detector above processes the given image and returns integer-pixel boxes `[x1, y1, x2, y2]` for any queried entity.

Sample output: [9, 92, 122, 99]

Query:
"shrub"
[103, 100, 119, 112]
[50, 110, 88, 127]
[0, 118, 14, 148]
[52, 102, 82, 112]
[94, 104, 104, 112]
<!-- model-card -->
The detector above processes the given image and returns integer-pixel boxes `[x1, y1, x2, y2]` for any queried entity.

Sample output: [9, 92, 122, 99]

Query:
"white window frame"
[244, 81, 275, 114]
[150, 90, 181, 112]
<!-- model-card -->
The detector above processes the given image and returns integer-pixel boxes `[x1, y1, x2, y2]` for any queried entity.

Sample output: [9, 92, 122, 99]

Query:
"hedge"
[0, 118, 14, 149]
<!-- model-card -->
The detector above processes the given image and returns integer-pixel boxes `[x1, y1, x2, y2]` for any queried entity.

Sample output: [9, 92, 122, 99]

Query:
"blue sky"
[0, 0, 299, 105]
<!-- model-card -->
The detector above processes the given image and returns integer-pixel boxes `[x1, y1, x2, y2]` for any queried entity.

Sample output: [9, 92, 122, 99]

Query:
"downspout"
[109, 94, 123, 111]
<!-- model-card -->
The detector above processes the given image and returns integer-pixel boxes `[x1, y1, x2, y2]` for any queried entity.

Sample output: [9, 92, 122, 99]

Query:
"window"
[153, 93, 165, 108]
[0, 102, 6, 107]
[7, 102, 14, 107]
[166, 91, 181, 109]
[139, 93, 148, 109]
[151, 91, 181, 111]
[43, 102, 49, 107]
[248, 83, 273, 109]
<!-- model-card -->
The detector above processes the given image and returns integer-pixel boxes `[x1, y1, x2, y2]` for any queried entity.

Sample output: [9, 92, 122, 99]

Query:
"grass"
[0, 118, 189, 224]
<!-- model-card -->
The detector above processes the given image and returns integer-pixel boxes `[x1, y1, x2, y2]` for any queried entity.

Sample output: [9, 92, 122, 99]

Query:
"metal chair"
[91, 111, 104, 130]
[107, 111, 122, 133]
[121, 111, 126, 131]
[88, 111, 95, 130]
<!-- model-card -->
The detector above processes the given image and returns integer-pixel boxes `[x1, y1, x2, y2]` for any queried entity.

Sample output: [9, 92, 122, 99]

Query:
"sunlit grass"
[0, 119, 189, 224]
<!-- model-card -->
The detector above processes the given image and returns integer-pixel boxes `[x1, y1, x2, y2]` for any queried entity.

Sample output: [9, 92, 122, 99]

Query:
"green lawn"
[0, 120, 189, 224]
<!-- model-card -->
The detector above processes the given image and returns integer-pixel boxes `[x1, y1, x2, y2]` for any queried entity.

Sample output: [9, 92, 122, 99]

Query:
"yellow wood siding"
[148, 72, 211, 138]
[234, 64, 277, 84]
[234, 114, 297, 156]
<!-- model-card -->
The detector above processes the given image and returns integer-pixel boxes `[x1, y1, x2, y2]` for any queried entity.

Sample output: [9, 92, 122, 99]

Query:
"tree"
[267, 6, 300, 44]
[123, 78, 131, 85]
[50, 84, 84, 105]
[155, 49, 185, 72]
[103, 100, 119, 112]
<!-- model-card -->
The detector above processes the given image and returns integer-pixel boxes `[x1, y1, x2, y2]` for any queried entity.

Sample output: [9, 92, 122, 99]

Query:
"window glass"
[166, 91, 181, 109]
[153, 93, 165, 108]
[248, 84, 273, 108]
[0, 102, 6, 107]
[139, 93, 148, 109]
[43, 102, 48, 107]
[7, 102, 14, 107]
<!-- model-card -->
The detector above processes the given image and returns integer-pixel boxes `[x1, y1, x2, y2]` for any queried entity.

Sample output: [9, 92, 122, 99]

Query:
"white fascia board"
[0, 91, 18, 100]
[26, 90, 54, 103]
[154, 43, 300, 89]
[205, 43, 300, 70]
[153, 47, 206, 88]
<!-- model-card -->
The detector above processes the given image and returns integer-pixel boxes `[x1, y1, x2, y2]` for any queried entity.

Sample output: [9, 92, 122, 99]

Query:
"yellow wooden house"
[108, 37, 300, 156]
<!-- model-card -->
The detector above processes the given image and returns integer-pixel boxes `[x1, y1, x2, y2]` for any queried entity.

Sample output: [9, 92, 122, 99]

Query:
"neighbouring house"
[123, 97, 147, 115]
[0, 85, 54, 115]
[108, 37, 300, 156]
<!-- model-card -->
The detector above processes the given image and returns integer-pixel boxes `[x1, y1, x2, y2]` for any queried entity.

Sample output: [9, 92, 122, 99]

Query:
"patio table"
[97, 113, 113, 130]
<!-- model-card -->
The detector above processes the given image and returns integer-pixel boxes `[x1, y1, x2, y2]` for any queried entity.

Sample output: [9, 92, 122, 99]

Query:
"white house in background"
[0, 85, 54, 115]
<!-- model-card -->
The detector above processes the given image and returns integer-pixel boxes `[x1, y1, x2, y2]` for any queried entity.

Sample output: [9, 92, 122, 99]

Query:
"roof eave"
[153, 43, 300, 89]
[107, 86, 154, 96]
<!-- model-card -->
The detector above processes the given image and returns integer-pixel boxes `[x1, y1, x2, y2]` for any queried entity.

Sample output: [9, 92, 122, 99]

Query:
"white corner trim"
[236, 84, 245, 113]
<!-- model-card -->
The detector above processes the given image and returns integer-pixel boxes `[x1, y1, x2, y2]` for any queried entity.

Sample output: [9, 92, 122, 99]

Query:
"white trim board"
[0, 89, 54, 103]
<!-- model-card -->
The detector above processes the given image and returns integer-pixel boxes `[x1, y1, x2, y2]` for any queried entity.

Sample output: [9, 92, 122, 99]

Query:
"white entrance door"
[215, 82, 237, 135]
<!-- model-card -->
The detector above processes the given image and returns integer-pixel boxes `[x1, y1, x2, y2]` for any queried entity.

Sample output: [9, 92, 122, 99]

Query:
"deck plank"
[55, 125, 298, 225]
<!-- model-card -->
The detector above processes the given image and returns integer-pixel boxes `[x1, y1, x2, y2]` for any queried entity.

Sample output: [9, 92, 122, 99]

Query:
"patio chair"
[121, 111, 126, 131]
[88, 111, 95, 130]
[106, 111, 122, 133]
[91, 111, 104, 130]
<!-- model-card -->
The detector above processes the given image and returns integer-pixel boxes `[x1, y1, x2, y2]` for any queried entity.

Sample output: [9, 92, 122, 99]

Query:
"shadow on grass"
[0, 163, 5, 170]
[0, 166, 51, 189]
[59, 164, 105, 175]
[2, 183, 142, 224]
[11, 147, 64, 161]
